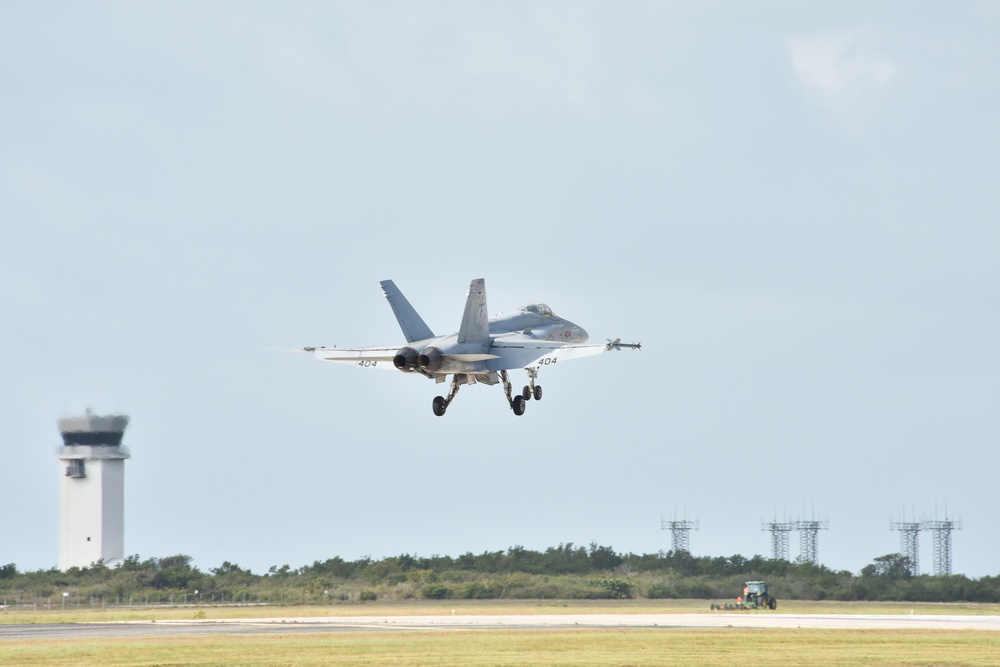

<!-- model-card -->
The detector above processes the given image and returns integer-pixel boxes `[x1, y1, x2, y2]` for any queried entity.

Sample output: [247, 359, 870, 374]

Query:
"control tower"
[56, 410, 130, 570]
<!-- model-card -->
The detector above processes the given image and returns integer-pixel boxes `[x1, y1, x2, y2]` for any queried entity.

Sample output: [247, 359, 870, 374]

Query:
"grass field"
[3, 628, 1000, 667]
[3, 601, 999, 667]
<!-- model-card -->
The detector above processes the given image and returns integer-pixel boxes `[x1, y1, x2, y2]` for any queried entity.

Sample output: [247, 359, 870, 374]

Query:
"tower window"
[65, 460, 86, 478]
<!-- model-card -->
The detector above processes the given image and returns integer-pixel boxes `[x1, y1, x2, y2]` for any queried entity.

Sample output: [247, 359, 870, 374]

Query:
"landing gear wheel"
[512, 395, 526, 416]
[522, 386, 532, 401]
[432, 396, 447, 416]
[533, 385, 543, 401]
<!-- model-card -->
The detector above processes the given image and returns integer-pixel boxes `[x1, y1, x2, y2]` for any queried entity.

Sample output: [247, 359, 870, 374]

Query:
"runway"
[3, 612, 1000, 640]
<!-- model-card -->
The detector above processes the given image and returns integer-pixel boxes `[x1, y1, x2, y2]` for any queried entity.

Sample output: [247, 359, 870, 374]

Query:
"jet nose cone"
[575, 327, 589, 343]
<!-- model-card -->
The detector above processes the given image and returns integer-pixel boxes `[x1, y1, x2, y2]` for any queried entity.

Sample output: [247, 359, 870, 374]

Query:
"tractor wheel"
[769, 598, 777, 610]
[710, 604, 716, 610]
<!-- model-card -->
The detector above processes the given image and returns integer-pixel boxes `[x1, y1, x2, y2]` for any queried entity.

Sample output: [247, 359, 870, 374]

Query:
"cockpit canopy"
[518, 303, 555, 318]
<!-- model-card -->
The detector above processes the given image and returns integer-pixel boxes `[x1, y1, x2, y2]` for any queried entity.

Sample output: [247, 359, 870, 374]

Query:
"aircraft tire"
[522, 386, 532, 401]
[432, 396, 447, 416]
[512, 395, 526, 416]
[534, 385, 543, 401]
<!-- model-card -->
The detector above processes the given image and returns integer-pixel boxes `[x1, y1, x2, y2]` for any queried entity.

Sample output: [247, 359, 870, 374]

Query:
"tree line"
[2, 545, 998, 605]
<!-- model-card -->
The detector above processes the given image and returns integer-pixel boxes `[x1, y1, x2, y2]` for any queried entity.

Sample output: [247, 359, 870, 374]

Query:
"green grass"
[3, 628, 1000, 667]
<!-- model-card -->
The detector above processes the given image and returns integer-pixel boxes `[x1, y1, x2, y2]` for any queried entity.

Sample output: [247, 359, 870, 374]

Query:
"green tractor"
[741, 581, 777, 609]
[710, 581, 777, 610]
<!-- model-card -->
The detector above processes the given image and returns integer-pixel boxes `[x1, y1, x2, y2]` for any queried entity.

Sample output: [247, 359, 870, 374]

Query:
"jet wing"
[487, 341, 610, 370]
[308, 346, 399, 369]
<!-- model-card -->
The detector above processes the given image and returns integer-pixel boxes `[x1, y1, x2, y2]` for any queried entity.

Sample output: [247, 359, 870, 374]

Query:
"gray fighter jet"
[305, 278, 640, 416]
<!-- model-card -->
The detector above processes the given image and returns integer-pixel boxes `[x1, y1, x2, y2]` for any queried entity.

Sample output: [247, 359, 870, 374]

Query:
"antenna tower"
[890, 512, 922, 577]
[761, 516, 795, 561]
[661, 511, 699, 553]
[923, 515, 962, 576]
[794, 517, 829, 565]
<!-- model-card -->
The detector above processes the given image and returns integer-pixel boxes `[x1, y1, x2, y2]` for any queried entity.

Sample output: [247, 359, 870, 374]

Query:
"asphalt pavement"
[3, 612, 1000, 640]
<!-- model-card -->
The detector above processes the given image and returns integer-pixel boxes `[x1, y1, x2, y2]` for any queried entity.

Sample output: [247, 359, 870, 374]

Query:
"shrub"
[592, 576, 634, 599]
[647, 583, 675, 599]
[458, 581, 498, 599]
[422, 583, 452, 599]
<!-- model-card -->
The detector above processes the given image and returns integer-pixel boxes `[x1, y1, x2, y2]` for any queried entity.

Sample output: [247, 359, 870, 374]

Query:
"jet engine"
[417, 346, 444, 372]
[392, 347, 419, 372]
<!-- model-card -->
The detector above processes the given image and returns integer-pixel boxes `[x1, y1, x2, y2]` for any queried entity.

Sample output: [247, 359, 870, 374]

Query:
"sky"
[2, 2, 998, 578]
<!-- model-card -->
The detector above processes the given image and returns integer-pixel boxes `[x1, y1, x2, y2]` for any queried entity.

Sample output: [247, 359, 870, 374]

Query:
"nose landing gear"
[521, 367, 542, 402]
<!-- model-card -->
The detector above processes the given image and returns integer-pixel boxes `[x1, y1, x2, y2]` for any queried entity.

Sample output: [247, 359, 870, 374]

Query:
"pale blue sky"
[2, 2, 998, 577]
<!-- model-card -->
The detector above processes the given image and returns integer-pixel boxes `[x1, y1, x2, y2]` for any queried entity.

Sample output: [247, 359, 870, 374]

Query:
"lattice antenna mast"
[793, 515, 829, 565]
[890, 510, 922, 577]
[760, 516, 795, 561]
[922, 514, 962, 576]
[661, 510, 699, 554]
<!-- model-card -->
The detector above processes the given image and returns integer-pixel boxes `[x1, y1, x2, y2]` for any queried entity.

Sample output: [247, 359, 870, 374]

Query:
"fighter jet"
[305, 278, 640, 416]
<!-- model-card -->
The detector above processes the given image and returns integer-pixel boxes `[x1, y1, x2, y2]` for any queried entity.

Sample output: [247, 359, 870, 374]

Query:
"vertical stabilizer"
[458, 278, 489, 344]
[379, 280, 435, 343]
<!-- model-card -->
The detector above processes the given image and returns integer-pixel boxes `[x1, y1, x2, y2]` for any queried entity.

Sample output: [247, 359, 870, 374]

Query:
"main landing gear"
[431, 376, 463, 417]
